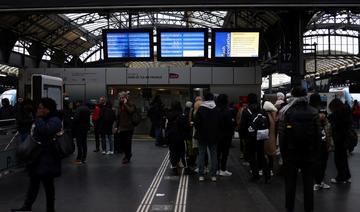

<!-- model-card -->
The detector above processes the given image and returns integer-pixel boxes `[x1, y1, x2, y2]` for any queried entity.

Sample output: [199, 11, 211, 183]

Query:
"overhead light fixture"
[80, 36, 87, 42]
[0, 74, 6, 77]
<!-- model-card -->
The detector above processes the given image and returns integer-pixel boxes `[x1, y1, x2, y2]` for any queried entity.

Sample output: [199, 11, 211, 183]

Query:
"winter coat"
[239, 103, 261, 139]
[29, 116, 62, 178]
[278, 98, 321, 162]
[0, 105, 15, 120]
[263, 101, 278, 156]
[217, 105, 234, 139]
[329, 107, 352, 146]
[166, 110, 188, 143]
[117, 102, 136, 132]
[148, 103, 165, 128]
[73, 105, 91, 133]
[16, 108, 33, 134]
[98, 106, 116, 135]
[194, 101, 221, 145]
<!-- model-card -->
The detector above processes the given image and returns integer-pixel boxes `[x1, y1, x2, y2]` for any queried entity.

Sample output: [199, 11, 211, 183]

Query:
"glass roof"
[65, 11, 227, 37]
[64, 11, 227, 63]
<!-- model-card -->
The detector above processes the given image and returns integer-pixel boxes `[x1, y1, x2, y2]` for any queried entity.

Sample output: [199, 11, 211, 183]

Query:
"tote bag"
[16, 135, 41, 161]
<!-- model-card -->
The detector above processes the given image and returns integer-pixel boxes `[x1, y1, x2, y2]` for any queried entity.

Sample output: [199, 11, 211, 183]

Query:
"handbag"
[54, 129, 75, 159]
[347, 128, 358, 153]
[16, 135, 41, 161]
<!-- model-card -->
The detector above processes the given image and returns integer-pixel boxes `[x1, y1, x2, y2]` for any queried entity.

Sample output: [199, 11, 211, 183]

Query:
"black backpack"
[131, 106, 142, 126]
[247, 108, 269, 140]
[283, 105, 318, 151]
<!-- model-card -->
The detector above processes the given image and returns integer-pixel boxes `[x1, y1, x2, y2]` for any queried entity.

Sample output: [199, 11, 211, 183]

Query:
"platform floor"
[0, 138, 359, 212]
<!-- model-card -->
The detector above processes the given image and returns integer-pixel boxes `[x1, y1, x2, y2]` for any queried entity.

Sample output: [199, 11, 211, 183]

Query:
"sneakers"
[199, 176, 205, 181]
[101, 151, 106, 154]
[321, 182, 331, 189]
[242, 162, 250, 166]
[219, 170, 232, 177]
[270, 170, 274, 177]
[211, 176, 217, 182]
[314, 182, 331, 190]
[122, 159, 130, 164]
[313, 184, 321, 191]
[74, 160, 82, 165]
[109, 151, 114, 155]
[330, 178, 351, 184]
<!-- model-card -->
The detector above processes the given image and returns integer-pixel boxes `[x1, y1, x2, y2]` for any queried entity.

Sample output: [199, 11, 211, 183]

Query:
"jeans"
[101, 134, 113, 152]
[23, 176, 55, 212]
[76, 131, 88, 162]
[198, 143, 217, 177]
[155, 127, 162, 145]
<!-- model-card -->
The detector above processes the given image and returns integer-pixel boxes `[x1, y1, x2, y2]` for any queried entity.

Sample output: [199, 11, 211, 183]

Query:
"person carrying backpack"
[240, 93, 270, 182]
[278, 87, 321, 212]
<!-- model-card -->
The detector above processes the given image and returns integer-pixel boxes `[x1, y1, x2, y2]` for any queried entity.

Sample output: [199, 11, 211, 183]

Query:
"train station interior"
[1, 1, 360, 212]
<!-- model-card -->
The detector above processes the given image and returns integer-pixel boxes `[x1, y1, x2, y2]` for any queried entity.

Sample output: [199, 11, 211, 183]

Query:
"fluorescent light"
[0, 74, 6, 77]
[80, 36, 87, 41]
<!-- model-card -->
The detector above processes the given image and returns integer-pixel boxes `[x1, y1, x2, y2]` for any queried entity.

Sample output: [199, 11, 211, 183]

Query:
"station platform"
[0, 138, 359, 212]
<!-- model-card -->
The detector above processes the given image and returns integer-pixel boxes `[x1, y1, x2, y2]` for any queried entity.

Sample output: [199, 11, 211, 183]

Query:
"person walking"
[278, 87, 321, 212]
[194, 92, 220, 182]
[240, 93, 270, 182]
[216, 94, 234, 177]
[309, 93, 332, 191]
[99, 101, 116, 155]
[166, 101, 189, 175]
[262, 100, 278, 177]
[148, 95, 166, 146]
[116, 91, 136, 164]
[328, 98, 353, 184]
[73, 100, 91, 164]
[12, 98, 62, 212]
[92, 96, 105, 152]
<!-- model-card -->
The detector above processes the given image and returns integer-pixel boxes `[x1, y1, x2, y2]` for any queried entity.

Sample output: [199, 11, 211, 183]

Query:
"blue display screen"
[160, 32, 205, 57]
[106, 32, 151, 58]
[214, 32, 259, 58]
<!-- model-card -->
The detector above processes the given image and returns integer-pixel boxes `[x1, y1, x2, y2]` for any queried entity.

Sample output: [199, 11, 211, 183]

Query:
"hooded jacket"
[194, 101, 221, 144]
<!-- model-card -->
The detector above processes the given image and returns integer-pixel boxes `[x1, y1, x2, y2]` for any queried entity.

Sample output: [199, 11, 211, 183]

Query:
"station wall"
[20, 66, 261, 103]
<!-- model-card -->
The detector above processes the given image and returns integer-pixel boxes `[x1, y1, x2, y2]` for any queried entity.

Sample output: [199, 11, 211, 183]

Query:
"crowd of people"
[0, 86, 358, 212]
[148, 87, 357, 212]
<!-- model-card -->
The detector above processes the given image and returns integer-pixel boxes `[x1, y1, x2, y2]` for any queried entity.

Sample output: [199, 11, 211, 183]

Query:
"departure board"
[158, 29, 207, 60]
[103, 30, 153, 60]
[214, 31, 259, 58]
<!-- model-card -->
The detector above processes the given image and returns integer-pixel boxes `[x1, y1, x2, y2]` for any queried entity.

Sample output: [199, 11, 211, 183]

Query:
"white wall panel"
[212, 67, 233, 84]
[191, 67, 212, 84]
[106, 68, 127, 85]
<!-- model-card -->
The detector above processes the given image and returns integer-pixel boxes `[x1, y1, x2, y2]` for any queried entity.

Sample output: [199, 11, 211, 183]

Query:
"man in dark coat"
[15, 99, 34, 142]
[278, 87, 321, 212]
[73, 100, 91, 164]
[194, 92, 221, 182]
